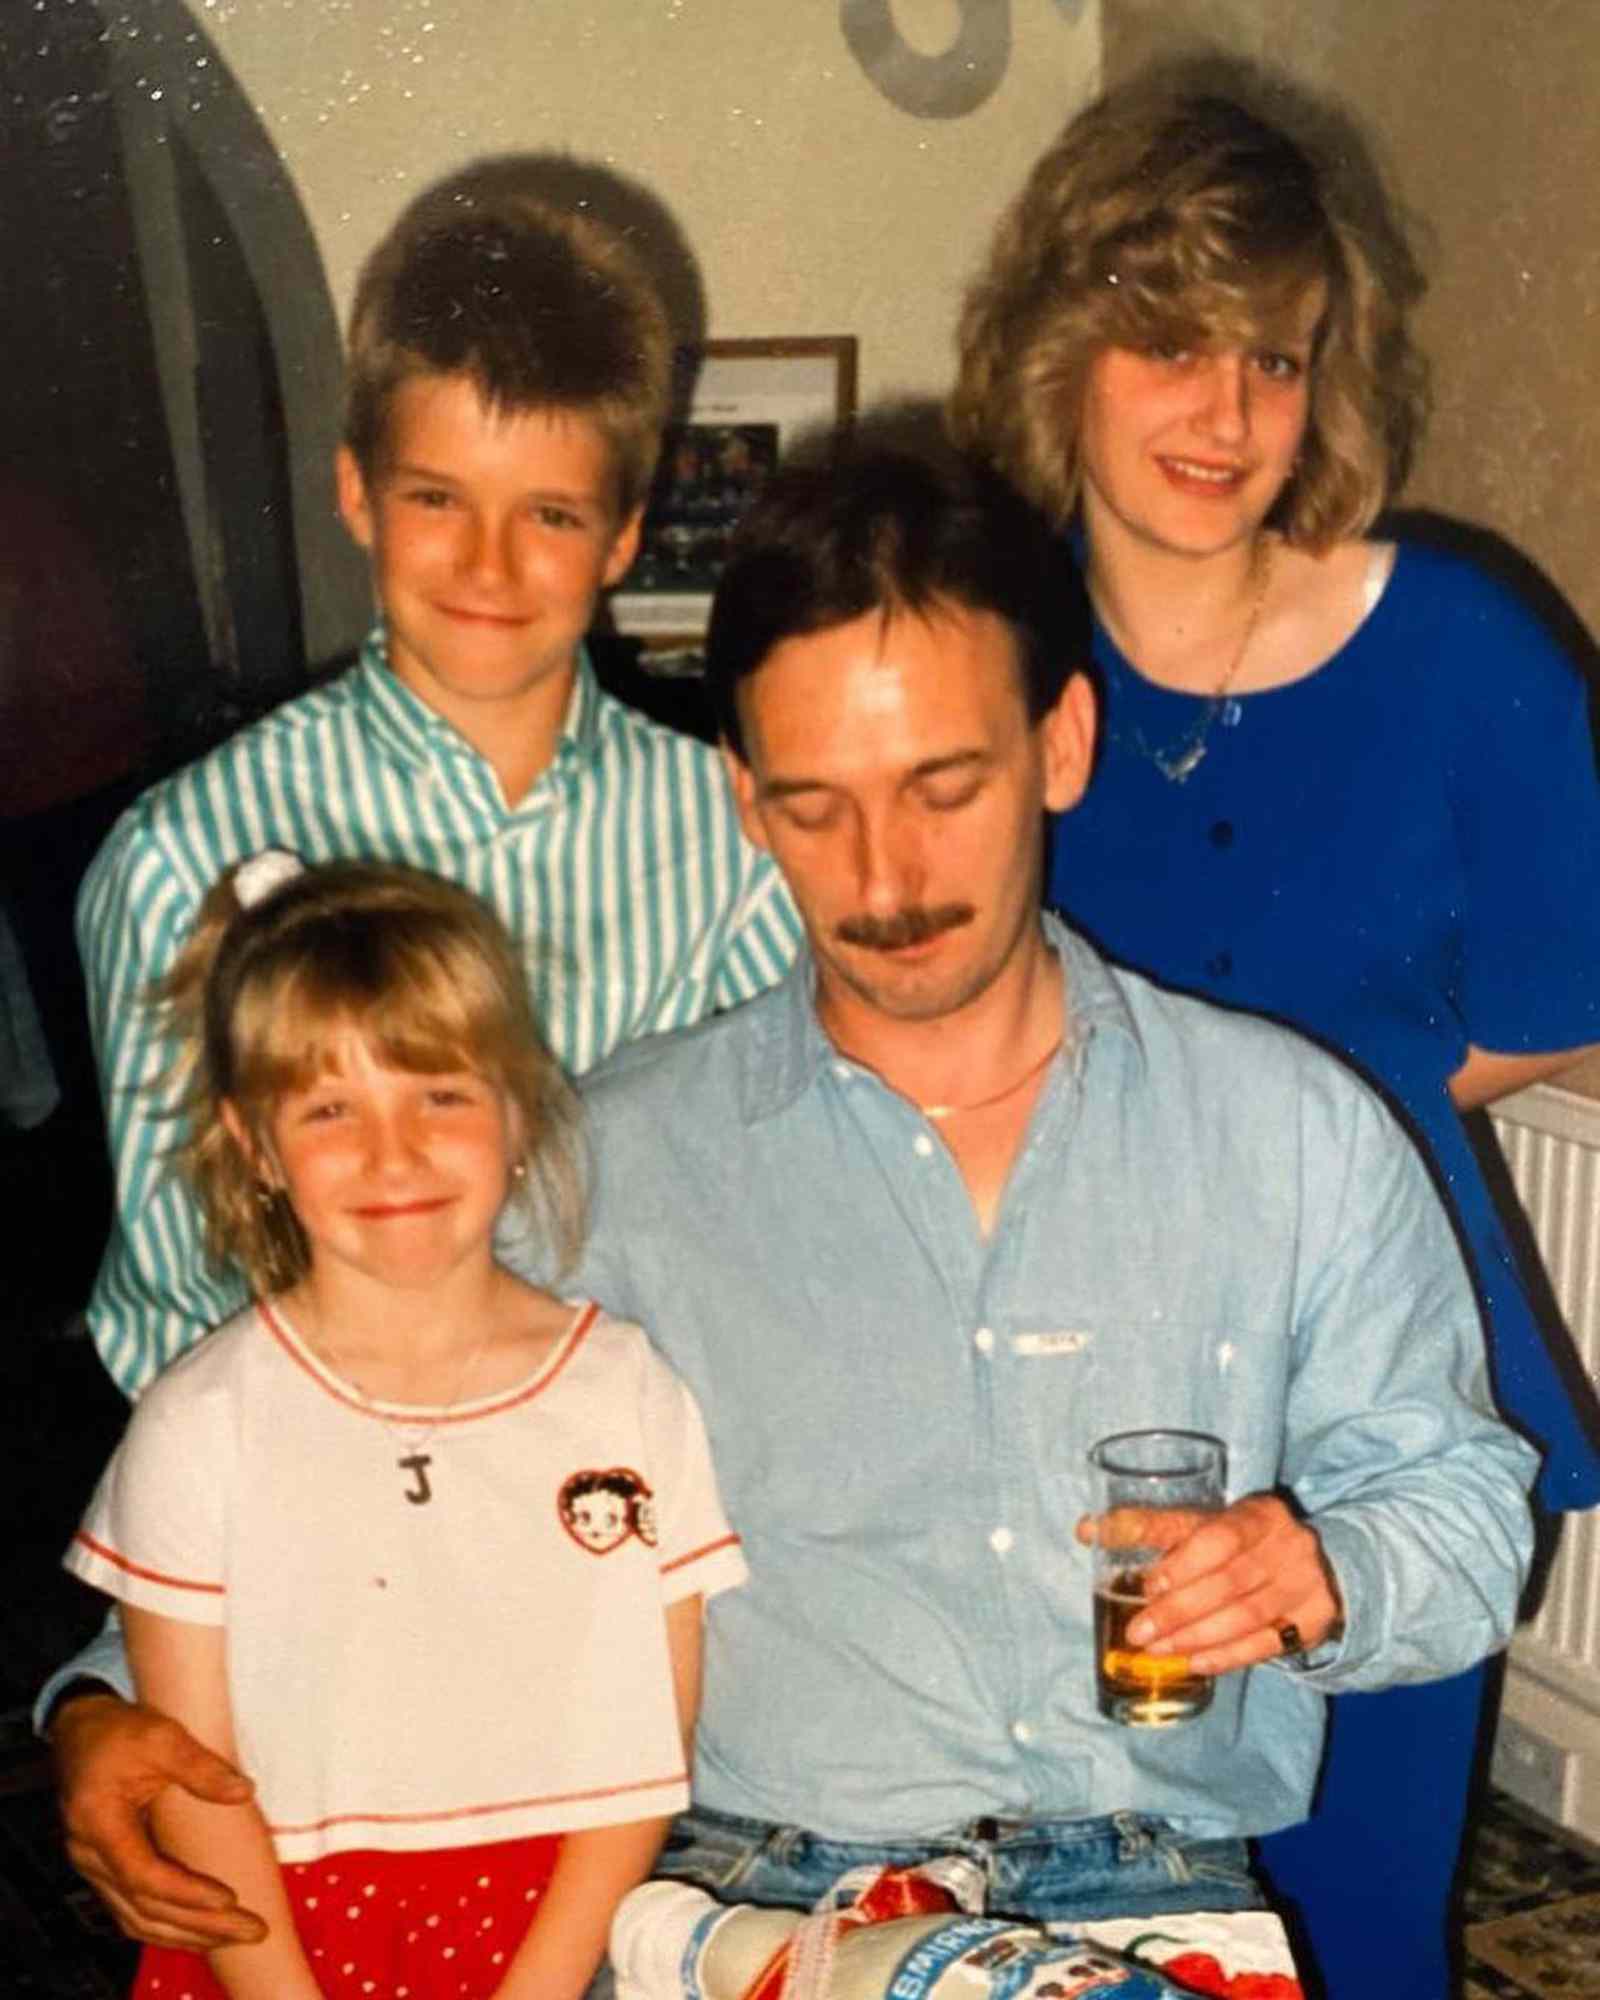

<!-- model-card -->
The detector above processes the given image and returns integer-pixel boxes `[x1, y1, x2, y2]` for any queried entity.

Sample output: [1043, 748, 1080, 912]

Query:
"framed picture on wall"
[610, 336, 858, 646]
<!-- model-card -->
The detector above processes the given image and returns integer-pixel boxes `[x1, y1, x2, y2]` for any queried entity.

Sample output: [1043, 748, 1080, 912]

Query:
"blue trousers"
[654, 1803, 1262, 1924]
[1257, 1662, 1489, 1999]
[590, 1806, 1258, 1999]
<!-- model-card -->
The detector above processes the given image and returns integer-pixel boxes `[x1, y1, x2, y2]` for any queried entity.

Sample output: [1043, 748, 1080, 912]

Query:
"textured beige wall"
[103, 2, 1102, 661]
[135, 0, 1100, 408]
[1104, 0, 1600, 1099]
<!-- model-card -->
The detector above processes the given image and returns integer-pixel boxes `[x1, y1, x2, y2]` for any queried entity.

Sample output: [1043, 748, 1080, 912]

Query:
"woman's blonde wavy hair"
[949, 71, 1429, 551]
[156, 859, 586, 1294]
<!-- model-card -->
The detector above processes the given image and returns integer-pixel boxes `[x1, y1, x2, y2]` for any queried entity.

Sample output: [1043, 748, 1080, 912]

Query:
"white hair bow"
[233, 848, 305, 911]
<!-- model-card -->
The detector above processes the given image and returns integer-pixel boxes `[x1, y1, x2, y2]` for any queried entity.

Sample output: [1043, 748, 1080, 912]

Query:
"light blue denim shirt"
[565, 915, 1536, 1843]
[46, 918, 1535, 1840]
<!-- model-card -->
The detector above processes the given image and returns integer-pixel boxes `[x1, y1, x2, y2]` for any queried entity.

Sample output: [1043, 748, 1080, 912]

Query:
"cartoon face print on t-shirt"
[558, 1466, 657, 1553]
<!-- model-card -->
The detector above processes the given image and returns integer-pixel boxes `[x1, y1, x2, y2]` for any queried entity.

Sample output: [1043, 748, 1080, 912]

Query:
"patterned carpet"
[1462, 1797, 1600, 1999]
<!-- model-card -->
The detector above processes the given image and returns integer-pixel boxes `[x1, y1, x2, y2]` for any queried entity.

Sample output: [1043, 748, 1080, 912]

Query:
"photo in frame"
[610, 336, 858, 645]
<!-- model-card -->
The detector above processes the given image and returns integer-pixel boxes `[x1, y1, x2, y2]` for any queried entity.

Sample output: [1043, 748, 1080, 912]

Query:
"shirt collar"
[556, 649, 604, 765]
[351, 625, 604, 784]
[1044, 909, 1147, 1076]
[738, 909, 1147, 1126]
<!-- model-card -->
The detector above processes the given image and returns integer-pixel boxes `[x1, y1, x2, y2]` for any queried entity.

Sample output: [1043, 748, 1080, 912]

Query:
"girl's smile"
[255, 1035, 521, 1296]
[1155, 453, 1255, 494]
[347, 1196, 456, 1219]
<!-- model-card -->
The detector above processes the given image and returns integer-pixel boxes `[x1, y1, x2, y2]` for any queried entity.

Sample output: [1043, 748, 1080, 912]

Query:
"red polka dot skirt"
[133, 1833, 561, 1999]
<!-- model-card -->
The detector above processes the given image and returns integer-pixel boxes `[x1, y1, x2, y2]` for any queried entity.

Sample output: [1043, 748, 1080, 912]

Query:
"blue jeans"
[655, 1803, 1262, 1924]
[588, 1807, 1260, 1997]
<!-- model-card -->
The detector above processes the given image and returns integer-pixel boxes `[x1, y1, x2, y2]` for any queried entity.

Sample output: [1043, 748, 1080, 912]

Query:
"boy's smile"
[336, 373, 641, 749]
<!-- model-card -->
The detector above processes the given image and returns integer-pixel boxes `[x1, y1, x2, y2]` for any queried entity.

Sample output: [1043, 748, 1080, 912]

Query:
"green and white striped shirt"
[77, 630, 801, 1398]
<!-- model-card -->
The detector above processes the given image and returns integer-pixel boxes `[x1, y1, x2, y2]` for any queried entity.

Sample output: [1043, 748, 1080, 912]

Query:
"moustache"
[834, 904, 975, 952]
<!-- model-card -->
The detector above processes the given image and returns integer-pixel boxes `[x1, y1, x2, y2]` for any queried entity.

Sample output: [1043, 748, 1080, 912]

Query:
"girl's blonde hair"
[949, 70, 1429, 551]
[159, 858, 586, 1293]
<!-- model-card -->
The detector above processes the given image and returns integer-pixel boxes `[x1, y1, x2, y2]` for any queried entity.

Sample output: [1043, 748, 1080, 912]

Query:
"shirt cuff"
[33, 1608, 134, 1737]
[1271, 1622, 1348, 1677]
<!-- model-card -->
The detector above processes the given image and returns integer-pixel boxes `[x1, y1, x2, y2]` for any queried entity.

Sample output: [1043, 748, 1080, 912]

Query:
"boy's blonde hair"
[949, 74, 1428, 551]
[160, 859, 586, 1293]
[344, 165, 673, 518]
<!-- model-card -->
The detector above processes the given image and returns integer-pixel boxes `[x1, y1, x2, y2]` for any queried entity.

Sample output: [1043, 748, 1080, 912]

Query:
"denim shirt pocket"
[1003, 1320, 1252, 1485]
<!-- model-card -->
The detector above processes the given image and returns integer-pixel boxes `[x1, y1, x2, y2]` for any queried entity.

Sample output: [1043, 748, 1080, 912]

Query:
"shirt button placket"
[1205, 820, 1235, 978]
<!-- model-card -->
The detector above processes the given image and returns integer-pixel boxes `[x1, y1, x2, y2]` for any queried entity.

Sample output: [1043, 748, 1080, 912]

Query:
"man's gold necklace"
[920, 1036, 1064, 1121]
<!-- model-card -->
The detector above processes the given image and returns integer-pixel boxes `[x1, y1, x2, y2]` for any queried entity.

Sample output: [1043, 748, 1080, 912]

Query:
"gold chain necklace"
[299, 1299, 494, 1507]
[920, 1036, 1064, 1121]
[1115, 537, 1273, 785]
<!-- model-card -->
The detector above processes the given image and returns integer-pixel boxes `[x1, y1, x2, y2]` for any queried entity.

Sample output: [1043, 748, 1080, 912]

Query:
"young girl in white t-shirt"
[68, 852, 745, 2000]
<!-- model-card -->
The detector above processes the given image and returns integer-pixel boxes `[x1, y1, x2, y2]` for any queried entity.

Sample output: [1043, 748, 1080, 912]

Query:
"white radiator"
[1489, 1083, 1600, 1835]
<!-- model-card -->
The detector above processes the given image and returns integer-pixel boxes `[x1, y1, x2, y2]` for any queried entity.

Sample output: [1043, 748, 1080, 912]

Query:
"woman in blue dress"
[951, 72, 1600, 1999]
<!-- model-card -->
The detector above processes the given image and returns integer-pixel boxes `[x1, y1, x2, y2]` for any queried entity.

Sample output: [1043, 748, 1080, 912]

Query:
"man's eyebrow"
[758, 748, 991, 801]
[909, 749, 989, 780]
[757, 774, 834, 802]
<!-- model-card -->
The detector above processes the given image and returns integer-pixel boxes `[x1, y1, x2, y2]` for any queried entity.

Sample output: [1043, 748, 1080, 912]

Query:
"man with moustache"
[567, 447, 1534, 1920]
[54, 448, 1536, 1944]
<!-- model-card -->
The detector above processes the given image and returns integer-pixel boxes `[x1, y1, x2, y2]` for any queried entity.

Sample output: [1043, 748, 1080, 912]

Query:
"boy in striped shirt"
[74, 166, 800, 1403]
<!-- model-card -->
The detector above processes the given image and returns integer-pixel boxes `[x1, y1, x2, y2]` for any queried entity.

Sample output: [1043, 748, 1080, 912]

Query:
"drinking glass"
[1087, 1428, 1226, 1727]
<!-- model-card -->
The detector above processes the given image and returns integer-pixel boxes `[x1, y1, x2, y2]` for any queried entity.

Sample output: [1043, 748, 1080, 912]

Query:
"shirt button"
[1209, 820, 1235, 848]
[989, 1526, 1014, 1556]
[1011, 1720, 1034, 1745]
[1204, 951, 1233, 978]
[974, 1326, 995, 1355]
[913, 1133, 936, 1158]
[833, 1062, 852, 1081]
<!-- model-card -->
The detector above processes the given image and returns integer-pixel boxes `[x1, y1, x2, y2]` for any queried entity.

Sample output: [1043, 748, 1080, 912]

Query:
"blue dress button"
[1209, 820, 1235, 848]
[1204, 951, 1233, 978]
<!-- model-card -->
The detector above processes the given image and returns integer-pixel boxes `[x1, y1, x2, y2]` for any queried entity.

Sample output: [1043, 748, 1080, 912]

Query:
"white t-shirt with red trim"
[67, 1299, 746, 1863]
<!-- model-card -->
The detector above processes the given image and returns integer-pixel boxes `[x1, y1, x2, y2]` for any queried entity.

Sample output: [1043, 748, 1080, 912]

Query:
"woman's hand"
[1448, 1043, 1596, 1111]
[51, 1691, 267, 1949]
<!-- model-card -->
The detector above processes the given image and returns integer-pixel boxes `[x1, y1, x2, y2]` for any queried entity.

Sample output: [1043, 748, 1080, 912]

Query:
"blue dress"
[1047, 539, 1600, 1997]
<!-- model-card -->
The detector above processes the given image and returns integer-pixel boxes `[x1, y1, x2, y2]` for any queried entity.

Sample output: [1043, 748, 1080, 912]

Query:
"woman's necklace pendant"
[1109, 536, 1272, 786]
[1154, 736, 1208, 784]
[398, 1452, 434, 1505]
